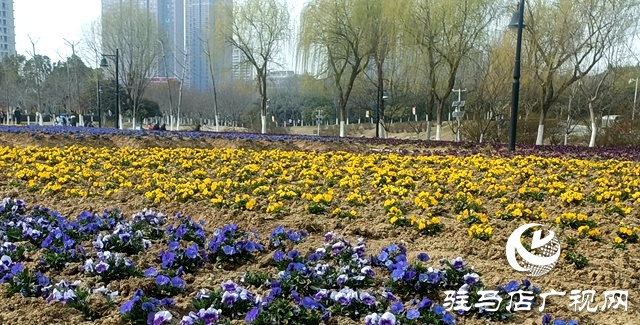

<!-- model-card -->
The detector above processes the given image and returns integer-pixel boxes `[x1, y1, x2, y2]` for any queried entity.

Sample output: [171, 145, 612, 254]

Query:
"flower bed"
[0, 128, 638, 324]
[0, 199, 582, 325]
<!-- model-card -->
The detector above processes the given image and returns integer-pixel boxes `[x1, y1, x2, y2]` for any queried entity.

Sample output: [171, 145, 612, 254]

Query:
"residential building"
[101, 0, 236, 91]
[184, 0, 234, 91]
[0, 0, 15, 60]
[268, 70, 294, 87]
[232, 47, 253, 81]
[102, 0, 157, 15]
[157, 0, 185, 79]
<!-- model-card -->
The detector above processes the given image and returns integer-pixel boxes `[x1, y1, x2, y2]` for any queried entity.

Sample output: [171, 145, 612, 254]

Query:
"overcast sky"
[14, 0, 101, 61]
[14, 0, 305, 69]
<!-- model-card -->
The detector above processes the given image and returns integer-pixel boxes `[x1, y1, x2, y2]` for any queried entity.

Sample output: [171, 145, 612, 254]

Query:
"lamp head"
[508, 5, 526, 29]
[100, 58, 109, 68]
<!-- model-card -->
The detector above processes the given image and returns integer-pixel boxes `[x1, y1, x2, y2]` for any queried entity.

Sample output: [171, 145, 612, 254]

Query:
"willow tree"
[214, 0, 290, 134]
[366, 0, 413, 138]
[300, 0, 375, 137]
[92, 3, 159, 130]
[410, 0, 497, 140]
[525, 0, 639, 145]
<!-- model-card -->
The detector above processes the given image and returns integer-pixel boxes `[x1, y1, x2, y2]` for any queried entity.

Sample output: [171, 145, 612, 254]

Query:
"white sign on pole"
[452, 111, 465, 118]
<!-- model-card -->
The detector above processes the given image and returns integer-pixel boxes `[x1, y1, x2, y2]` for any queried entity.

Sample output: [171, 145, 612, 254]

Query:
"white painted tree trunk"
[535, 124, 544, 145]
[378, 119, 387, 138]
[435, 124, 442, 141]
[261, 115, 267, 134]
[479, 133, 484, 143]
[339, 121, 345, 137]
[215, 115, 219, 132]
[119, 114, 123, 130]
[589, 122, 597, 147]
[79, 115, 84, 127]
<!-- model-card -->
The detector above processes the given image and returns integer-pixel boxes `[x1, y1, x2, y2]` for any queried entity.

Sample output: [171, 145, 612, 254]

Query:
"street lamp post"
[100, 49, 120, 129]
[97, 82, 103, 128]
[508, 0, 526, 151]
[629, 78, 638, 120]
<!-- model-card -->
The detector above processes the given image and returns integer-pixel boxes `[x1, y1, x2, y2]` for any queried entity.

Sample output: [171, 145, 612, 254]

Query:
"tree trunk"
[589, 102, 596, 147]
[536, 109, 546, 145]
[435, 102, 443, 141]
[339, 105, 346, 137]
[260, 70, 268, 134]
[378, 118, 387, 138]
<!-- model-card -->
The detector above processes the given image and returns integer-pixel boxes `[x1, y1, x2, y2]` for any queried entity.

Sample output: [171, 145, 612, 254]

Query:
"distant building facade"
[101, 0, 158, 16]
[0, 0, 15, 60]
[232, 47, 253, 81]
[101, 0, 236, 91]
[157, 0, 185, 79]
[184, 0, 234, 90]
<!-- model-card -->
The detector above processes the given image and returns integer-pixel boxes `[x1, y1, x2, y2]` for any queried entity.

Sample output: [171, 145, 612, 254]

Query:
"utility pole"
[451, 88, 467, 142]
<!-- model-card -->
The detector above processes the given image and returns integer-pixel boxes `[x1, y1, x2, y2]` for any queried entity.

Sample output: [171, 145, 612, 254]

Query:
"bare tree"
[201, 37, 221, 131]
[410, 0, 497, 140]
[525, 0, 639, 145]
[89, 3, 160, 129]
[25, 36, 49, 124]
[157, 38, 176, 130]
[578, 69, 612, 147]
[300, 0, 375, 137]
[214, 0, 290, 134]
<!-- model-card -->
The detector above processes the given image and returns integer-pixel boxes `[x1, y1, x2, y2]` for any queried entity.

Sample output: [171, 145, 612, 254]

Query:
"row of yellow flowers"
[2, 145, 640, 248]
[4, 147, 640, 205]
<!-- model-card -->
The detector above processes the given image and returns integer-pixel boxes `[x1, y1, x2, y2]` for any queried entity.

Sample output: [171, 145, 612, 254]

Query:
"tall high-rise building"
[184, 0, 233, 91]
[102, 0, 157, 15]
[0, 0, 16, 60]
[102, 0, 235, 91]
[232, 47, 252, 82]
[157, 0, 184, 79]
